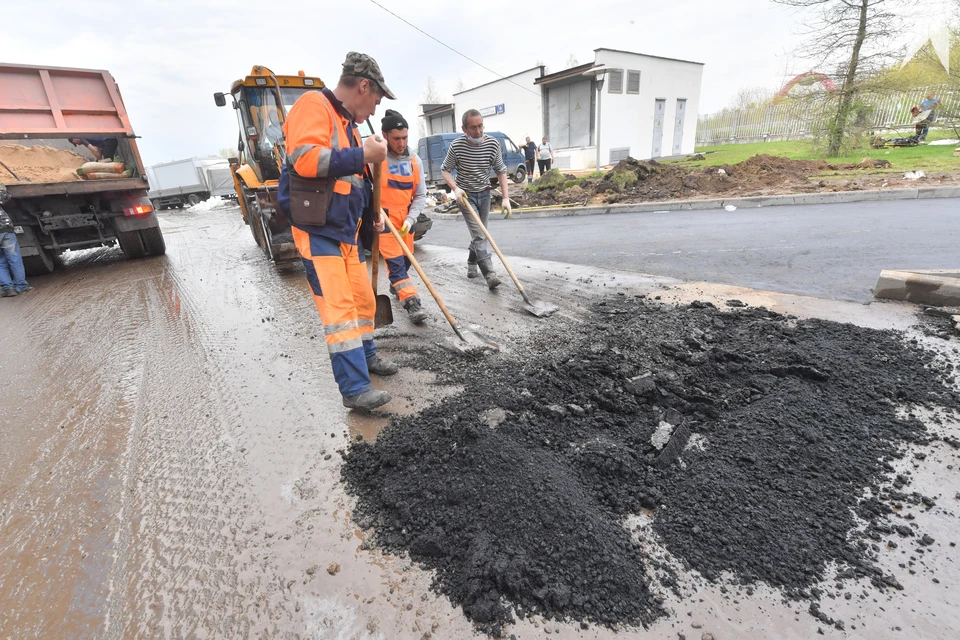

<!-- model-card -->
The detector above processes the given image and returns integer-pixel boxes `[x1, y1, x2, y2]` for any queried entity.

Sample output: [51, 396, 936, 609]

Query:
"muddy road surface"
[1, 203, 958, 639]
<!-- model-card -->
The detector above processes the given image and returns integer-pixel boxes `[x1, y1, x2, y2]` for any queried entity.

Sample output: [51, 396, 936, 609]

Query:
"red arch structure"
[772, 72, 838, 105]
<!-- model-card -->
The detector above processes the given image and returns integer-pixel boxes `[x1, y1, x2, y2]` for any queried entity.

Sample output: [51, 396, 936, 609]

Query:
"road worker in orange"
[278, 52, 397, 412]
[378, 109, 428, 325]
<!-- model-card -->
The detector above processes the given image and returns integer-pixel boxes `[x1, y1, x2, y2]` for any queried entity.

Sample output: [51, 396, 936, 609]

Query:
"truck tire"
[140, 226, 166, 256]
[187, 194, 201, 207]
[512, 164, 527, 184]
[22, 245, 56, 276]
[117, 228, 146, 258]
[151, 199, 161, 211]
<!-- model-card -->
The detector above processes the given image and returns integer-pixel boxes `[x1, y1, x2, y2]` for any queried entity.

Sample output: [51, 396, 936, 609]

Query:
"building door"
[547, 80, 592, 148]
[651, 99, 666, 158]
[672, 99, 687, 155]
[568, 80, 591, 147]
[548, 85, 570, 148]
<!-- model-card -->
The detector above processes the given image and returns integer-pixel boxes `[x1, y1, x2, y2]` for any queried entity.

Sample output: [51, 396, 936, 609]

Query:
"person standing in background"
[537, 137, 554, 176]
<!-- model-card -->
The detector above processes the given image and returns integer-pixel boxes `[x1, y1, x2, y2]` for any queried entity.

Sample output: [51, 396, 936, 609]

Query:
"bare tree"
[773, 0, 908, 156]
[419, 77, 445, 138]
[455, 77, 466, 93]
[566, 53, 579, 68]
[218, 148, 239, 160]
[729, 86, 774, 110]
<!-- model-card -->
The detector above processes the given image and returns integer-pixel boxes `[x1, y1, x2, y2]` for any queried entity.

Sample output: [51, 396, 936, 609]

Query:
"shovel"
[370, 162, 393, 328]
[458, 196, 559, 318]
[382, 213, 498, 355]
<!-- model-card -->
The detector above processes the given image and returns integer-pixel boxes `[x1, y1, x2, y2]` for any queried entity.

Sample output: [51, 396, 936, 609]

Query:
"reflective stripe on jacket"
[278, 88, 369, 245]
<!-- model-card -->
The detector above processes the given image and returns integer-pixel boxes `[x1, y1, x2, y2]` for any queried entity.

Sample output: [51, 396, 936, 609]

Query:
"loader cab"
[216, 66, 324, 185]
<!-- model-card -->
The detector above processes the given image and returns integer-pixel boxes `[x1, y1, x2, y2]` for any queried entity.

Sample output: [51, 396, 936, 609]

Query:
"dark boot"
[403, 297, 428, 325]
[1, 288, 17, 298]
[342, 388, 391, 411]
[467, 263, 481, 279]
[367, 355, 399, 376]
[478, 259, 501, 290]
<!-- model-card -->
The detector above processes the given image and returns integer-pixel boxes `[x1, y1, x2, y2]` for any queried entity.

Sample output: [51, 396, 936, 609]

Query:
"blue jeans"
[0, 232, 29, 292]
[457, 189, 492, 265]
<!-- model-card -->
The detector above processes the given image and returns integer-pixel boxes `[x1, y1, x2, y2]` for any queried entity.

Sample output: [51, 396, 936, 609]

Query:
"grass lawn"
[687, 129, 960, 173]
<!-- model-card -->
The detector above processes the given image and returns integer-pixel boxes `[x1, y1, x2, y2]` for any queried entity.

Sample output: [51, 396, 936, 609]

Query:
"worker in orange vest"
[278, 52, 397, 412]
[378, 109, 428, 325]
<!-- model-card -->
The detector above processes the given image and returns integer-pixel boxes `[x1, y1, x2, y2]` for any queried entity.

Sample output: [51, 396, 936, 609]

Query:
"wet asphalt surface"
[0, 202, 958, 639]
[425, 197, 960, 303]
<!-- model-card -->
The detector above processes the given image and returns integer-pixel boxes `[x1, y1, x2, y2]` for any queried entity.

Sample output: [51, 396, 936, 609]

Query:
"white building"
[421, 48, 704, 171]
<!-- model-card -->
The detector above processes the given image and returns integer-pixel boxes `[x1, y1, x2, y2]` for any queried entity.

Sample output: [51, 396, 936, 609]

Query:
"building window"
[609, 147, 630, 163]
[607, 69, 623, 94]
[627, 70, 640, 94]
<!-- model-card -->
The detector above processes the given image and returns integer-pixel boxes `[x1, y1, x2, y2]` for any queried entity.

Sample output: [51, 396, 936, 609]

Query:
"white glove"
[502, 200, 512, 219]
[452, 187, 465, 203]
[400, 215, 416, 236]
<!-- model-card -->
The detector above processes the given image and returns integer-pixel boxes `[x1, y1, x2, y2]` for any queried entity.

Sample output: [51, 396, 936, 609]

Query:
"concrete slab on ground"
[875, 269, 960, 306]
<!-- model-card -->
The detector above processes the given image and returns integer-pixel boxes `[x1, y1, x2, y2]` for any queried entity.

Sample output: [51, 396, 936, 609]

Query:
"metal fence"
[696, 85, 958, 146]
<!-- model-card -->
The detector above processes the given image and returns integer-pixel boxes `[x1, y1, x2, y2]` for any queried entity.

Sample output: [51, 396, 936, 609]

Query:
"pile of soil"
[0, 143, 85, 184]
[342, 299, 959, 635]
[512, 154, 907, 208]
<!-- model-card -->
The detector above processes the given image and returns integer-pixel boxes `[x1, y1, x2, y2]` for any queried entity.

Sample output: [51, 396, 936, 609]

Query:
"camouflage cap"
[342, 52, 396, 100]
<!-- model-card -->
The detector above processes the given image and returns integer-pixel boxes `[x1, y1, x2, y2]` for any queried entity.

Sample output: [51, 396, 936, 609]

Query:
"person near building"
[278, 51, 398, 412]
[440, 109, 511, 290]
[0, 186, 33, 297]
[378, 109, 428, 325]
[70, 137, 119, 161]
[521, 136, 537, 183]
[537, 137, 555, 176]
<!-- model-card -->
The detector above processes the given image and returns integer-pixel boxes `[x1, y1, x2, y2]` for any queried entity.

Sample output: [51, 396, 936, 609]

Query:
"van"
[417, 132, 528, 190]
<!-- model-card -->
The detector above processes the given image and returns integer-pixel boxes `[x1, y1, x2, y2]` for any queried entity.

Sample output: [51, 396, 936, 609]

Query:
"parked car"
[417, 132, 528, 190]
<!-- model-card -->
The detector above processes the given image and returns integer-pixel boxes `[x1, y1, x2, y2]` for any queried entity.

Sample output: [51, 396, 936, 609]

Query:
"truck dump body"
[0, 62, 162, 274]
[0, 64, 136, 140]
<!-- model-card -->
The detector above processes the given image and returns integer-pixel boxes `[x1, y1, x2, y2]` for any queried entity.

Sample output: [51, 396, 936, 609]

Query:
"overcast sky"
[2, 0, 929, 166]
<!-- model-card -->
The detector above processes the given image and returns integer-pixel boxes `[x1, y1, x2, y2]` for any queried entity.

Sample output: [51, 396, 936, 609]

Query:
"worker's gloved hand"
[452, 187, 465, 203]
[502, 200, 512, 219]
[400, 215, 416, 236]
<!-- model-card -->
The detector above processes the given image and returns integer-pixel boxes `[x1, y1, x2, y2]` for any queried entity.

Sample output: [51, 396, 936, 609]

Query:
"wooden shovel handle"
[371, 162, 382, 294]
[381, 212, 463, 338]
[458, 196, 532, 305]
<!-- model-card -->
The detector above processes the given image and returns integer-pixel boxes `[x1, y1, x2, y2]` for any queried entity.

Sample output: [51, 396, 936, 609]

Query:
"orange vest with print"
[379, 153, 420, 221]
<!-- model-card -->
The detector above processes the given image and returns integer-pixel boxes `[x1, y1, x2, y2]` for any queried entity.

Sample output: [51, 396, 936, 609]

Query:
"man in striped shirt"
[440, 109, 511, 289]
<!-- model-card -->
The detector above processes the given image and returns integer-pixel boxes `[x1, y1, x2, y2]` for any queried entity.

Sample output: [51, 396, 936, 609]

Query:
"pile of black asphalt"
[341, 297, 959, 635]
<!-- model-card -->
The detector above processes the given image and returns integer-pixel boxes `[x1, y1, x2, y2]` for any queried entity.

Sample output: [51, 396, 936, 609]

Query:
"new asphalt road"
[424, 197, 960, 302]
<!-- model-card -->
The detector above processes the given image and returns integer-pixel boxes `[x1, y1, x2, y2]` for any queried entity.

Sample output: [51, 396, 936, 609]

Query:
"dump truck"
[147, 157, 236, 209]
[0, 63, 163, 275]
[214, 66, 430, 267]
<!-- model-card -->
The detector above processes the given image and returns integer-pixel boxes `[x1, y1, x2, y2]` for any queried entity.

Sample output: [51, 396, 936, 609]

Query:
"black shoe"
[16, 286, 33, 294]
[342, 389, 391, 411]
[1, 289, 17, 298]
[367, 355, 399, 376]
[404, 298, 428, 325]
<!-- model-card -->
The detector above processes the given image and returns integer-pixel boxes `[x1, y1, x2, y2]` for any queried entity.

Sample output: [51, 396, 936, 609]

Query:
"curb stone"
[874, 269, 960, 307]
[430, 186, 960, 220]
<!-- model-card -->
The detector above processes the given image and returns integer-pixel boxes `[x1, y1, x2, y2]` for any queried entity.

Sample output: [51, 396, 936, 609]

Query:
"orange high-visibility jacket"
[281, 89, 369, 245]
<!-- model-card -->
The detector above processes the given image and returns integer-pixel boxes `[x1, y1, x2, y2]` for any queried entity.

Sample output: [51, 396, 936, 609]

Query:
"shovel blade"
[524, 299, 559, 318]
[374, 294, 394, 328]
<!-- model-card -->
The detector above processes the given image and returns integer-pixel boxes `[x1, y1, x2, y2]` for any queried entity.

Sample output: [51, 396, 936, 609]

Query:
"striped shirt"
[440, 135, 507, 192]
